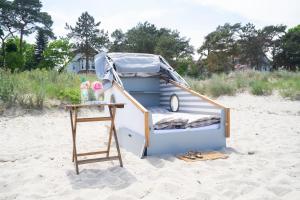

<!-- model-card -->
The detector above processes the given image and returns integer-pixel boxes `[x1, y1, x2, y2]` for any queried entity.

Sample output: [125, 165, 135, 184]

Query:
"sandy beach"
[0, 93, 300, 200]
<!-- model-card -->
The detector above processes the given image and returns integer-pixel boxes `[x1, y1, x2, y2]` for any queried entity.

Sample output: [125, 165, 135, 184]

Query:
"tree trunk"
[19, 29, 24, 55]
[1, 39, 5, 68]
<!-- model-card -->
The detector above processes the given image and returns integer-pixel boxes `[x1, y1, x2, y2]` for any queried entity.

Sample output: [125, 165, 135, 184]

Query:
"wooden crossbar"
[76, 117, 112, 122]
[77, 156, 120, 165]
[77, 150, 108, 157]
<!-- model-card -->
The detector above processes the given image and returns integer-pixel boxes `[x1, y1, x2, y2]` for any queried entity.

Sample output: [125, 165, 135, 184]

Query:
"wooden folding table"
[65, 103, 124, 174]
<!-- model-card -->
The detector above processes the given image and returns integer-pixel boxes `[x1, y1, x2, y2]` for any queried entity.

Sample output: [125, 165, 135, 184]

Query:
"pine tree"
[66, 12, 109, 73]
[12, 0, 53, 55]
[34, 29, 48, 67]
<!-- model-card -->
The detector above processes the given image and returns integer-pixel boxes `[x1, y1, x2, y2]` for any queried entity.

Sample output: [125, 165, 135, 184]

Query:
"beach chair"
[95, 53, 230, 157]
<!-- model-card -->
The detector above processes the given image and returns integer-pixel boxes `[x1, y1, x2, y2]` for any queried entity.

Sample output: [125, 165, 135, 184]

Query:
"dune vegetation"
[1, 69, 299, 112]
[0, 69, 82, 110]
[186, 70, 300, 99]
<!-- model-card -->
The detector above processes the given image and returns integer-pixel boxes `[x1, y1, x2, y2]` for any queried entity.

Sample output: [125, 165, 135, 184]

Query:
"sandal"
[196, 152, 203, 158]
[183, 151, 197, 160]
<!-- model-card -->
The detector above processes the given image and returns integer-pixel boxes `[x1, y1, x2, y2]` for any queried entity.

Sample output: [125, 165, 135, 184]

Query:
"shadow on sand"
[145, 154, 176, 168]
[66, 166, 137, 190]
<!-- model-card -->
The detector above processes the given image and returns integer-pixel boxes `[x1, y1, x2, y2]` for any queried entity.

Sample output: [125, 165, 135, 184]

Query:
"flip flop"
[195, 152, 203, 158]
[183, 151, 196, 160]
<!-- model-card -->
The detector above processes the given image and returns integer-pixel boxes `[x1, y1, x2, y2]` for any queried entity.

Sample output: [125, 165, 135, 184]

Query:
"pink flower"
[92, 81, 103, 91]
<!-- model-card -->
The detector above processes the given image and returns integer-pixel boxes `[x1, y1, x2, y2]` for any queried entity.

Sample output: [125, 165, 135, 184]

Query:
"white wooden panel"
[110, 86, 146, 137]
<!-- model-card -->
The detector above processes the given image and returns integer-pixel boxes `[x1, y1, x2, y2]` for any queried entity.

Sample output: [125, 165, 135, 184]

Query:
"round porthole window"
[170, 94, 179, 112]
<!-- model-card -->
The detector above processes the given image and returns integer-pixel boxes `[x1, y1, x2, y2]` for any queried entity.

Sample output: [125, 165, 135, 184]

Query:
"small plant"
[206, 74, 236, 97]
[234, 72, 249, 90]
[0, 70, 17, 106]
[250, 80, 272, 95]
[59, 88, 80, 104]
[185, 76, 206, 94]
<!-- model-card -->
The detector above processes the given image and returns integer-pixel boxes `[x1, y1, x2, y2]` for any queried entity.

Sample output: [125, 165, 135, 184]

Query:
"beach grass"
[186, 70, 300, 99]
[0, 69, 97, 109]
[0, 69, 299, 110]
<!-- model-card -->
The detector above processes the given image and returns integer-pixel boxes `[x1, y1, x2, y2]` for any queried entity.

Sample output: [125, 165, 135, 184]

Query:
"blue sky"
[37, 0, 300, 51]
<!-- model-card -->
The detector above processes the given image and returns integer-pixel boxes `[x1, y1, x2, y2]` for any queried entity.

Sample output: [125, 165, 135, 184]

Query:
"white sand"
[1, 93, 300, 200]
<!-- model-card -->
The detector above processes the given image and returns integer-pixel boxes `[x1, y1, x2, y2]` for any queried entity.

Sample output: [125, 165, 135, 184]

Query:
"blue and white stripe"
[159, 79, 222, 115]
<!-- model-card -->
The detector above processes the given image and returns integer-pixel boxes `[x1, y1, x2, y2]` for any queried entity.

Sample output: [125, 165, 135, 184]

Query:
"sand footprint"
[146, 156, 166, 168]
[267, 186, 292, 197]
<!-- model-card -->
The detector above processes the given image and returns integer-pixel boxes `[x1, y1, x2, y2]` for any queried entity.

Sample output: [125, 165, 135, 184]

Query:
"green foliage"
[274, 25, 300, 71]
[0, 70, 17, 105]
[41, 38, 73, 70]
[206, 75, 236, 97]
[198, 23, 287, 73]
[66, 11, 109, 72]
[34, 29, 49, 66]
[185, 74, 237, 97]
[125, 22, 159, 53]
[109, 22, 194, 65]
[110, 29, 127, 52]
[0, 69, 81, 109]
[3, 37, 37, 71]
[232, 73, 249, 93]
[250, 80, 272, 95]
[186, 70, 300, 99]
[273, 71, 300, 100]
[12, 0, 53, 54]
[184, 76, 206, 94]
[0, 0, 53, 69]
[175, 57, 199, 77]
[205, 51, 231, 73]
[5, 40, 18, 52]
[58, 88, 80, 104]
[23, 42, 36, 70]
[154, 28, 194, 62]
[5, 51, 23, 71]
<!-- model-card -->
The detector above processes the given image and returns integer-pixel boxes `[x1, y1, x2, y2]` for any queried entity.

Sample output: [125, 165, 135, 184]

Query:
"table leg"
[106, 106, 114, 157]
[71, 109, 79, 174]
[109, 106, 123, 167]
[113, 124, 123, 167]
[69, 110, 75, 162]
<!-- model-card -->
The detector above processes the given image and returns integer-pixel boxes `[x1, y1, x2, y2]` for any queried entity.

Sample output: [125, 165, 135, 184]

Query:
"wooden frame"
[66, 103, 124, 175]
[165, 79, 231, 138]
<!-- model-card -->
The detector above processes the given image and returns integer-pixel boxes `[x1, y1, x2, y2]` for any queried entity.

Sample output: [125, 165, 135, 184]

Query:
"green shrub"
[279, 88, 300, 100]
[58, 88, 80, 104]
[233, 72, 249, 90]
[250, 80, 272, 95]
[0, 69, 82, 109]
[276, 76, 300, 100]
[206, 74, 236, 97]
[185, 76, 206, 94]
[0, 70, 17, 106]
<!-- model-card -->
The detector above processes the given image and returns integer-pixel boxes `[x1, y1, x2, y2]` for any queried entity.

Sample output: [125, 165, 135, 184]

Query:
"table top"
[65, 102, 124, 109]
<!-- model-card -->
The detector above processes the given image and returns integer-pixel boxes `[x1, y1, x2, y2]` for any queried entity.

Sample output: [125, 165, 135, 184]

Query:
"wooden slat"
[77, 151, 108, 157]
[225, 108, 230, 137]
[66, 103, 124, 109]
[76, 117, 112, 123]
[77, 156, 120, 165]
[144, 111, 150, 147]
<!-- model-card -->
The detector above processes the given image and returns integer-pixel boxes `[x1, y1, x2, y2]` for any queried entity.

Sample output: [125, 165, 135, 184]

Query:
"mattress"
[154, 123, 220, 134]
[148, 107, 221, 130]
